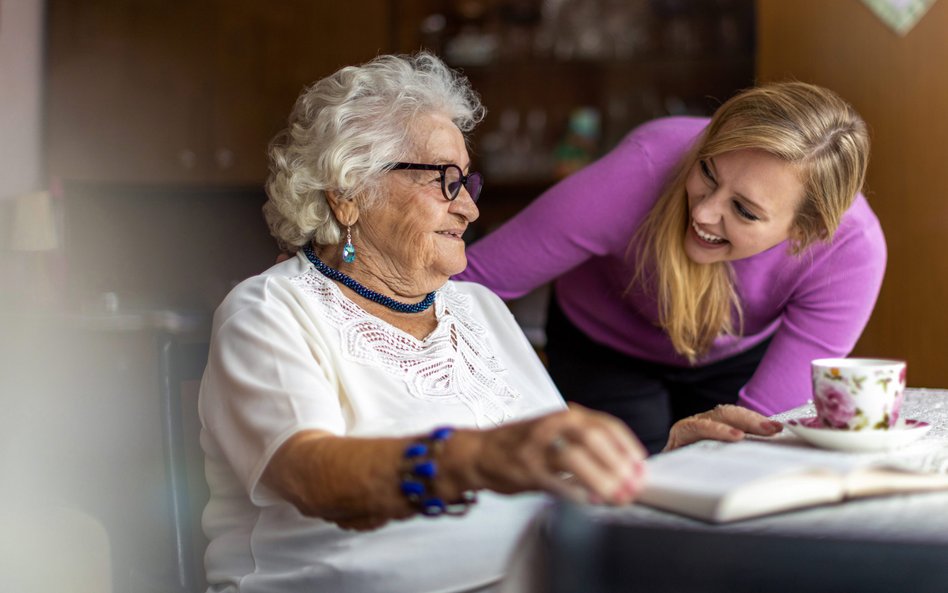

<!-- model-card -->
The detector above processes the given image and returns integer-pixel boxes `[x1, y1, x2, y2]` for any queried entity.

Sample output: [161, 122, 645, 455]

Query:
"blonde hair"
[263, 52, 484, 251]
[632, 81, 870, 361]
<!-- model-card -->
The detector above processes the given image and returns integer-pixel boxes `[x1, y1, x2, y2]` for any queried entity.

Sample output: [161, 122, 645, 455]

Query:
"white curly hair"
[263, 52, 485, 251]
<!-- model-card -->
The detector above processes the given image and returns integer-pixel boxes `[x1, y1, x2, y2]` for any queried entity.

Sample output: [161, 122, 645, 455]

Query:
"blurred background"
[1, 1, 946, 591]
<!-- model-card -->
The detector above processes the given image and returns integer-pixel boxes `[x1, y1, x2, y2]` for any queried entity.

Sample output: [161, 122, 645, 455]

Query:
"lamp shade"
[11, 190, 58, 251]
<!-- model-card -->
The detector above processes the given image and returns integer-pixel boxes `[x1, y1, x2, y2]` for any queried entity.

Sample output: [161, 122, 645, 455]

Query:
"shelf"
[453, 53, 754, 72]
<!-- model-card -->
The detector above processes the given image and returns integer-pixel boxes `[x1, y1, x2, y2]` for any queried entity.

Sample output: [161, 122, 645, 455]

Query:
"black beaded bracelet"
[399, 426, 478, 517]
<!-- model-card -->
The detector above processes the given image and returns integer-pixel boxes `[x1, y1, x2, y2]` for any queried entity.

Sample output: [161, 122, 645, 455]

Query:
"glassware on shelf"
[534, 0, 657, 61]
[533, 0, 570, 58]
[430, 0, 755, 187]
[479, 107, 555, 182]
[443, 24, 499, 65]
[555, 0, 608, 60]
[419, 13, 448, 55]
[601, 0, 654, 59]
[554, 107, 601, 179]
[524, 108, 555, 179]
[662, 15, 706, 56]
[498, 0, 542, 60]
[479, 109, 521, 181]
[440, 0, 752, 64]
[443, 0, 498, 65]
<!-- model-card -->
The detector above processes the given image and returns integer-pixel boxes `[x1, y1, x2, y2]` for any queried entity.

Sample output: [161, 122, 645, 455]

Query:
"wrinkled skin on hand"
[467, 404, 649, 506]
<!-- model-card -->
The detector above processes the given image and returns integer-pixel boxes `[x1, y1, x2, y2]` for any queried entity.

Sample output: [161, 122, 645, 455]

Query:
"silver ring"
[549, 436, 568, 454]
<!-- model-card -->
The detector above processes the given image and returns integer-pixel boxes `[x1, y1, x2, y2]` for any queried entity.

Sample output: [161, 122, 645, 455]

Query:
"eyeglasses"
[387, 162, 484, 203]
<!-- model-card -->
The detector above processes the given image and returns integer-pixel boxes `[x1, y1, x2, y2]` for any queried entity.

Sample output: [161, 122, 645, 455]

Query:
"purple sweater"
[457, 117, 886, 415]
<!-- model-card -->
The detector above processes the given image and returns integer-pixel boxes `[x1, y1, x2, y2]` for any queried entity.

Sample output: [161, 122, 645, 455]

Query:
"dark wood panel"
[757, 0, 948, 387]
[209, 0, 394, 185]
[46, 0, 396, 185]
[46, 0, 213, 183]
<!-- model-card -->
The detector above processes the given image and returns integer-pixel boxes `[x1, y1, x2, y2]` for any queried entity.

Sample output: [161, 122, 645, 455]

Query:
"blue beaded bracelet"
[400, 426, 478, 517]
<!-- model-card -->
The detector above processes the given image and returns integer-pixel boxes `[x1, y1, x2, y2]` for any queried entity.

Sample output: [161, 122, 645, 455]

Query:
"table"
[518, 389, 948, 593]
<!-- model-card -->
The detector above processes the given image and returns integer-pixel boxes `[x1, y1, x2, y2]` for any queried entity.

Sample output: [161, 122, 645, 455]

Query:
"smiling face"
[353, 112, 479, 296]
[683, 148, 804, 265]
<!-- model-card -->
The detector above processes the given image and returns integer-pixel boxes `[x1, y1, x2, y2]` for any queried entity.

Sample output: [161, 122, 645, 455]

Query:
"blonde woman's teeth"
[692, 220, 726, 243]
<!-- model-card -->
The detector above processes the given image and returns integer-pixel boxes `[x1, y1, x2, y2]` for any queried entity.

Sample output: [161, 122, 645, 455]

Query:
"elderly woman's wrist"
[399, 427, 479, 516]
[439, 428, 486, 494]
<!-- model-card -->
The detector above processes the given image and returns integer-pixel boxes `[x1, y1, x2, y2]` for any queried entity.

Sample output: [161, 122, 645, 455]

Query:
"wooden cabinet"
[46, 0, 755, 196]
[46, 0, 208, 184]
[757, 0, 948, 388]
[46, 0, 393, 185]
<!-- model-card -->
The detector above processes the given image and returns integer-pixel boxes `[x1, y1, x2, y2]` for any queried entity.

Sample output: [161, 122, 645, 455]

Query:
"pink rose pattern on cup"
[813, 382, 855, 428]
[813, 366, 906, 430]
[891, 387, 905, 424]
[893, 366, 908, 423]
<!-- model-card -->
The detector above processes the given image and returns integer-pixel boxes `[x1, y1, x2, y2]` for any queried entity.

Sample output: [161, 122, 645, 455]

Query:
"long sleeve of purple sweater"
[457, 117, 887, 415]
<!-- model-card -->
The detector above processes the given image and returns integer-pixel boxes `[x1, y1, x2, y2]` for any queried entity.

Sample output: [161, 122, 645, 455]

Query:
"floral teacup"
[811, 358, 907, 431]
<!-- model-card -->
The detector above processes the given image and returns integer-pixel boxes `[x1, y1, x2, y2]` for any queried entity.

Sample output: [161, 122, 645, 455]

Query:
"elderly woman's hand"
[664, 404, 783, 452]
[451, 404, 648, 506]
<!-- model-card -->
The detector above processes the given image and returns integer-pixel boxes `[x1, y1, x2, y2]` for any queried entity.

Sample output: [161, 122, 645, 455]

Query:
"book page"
[844, 468, 948, 498]
[777, 436, 948, 498]
[638, 440, 948, 523]
[644, 440, 866, 495]
[639, 442, 850, 522]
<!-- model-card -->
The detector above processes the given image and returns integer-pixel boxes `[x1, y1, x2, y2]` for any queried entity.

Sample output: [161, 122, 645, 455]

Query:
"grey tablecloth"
[501, 389, 948, 593]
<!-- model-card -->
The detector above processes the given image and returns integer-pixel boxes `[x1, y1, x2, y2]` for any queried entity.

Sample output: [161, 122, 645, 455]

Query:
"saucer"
[785, 417, 931, 453]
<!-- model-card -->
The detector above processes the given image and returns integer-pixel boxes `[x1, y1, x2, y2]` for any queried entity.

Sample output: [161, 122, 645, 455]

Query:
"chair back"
[158, 335, 210, 593]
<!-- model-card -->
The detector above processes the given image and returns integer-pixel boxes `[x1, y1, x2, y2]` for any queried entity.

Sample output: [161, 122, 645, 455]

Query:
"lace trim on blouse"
[291, 268, 519, 427]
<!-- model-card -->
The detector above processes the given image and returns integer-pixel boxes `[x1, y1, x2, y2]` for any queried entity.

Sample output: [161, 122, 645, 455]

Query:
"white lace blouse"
[198, 253, 566, 593]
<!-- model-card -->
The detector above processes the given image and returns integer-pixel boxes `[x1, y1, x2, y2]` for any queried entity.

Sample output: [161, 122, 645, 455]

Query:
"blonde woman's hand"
[664, 404, 783, 452]
[453, 404, 648, 506]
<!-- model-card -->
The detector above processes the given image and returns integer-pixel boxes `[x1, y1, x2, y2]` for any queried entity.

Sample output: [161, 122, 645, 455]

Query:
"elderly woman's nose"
[451, 190, 479, 222]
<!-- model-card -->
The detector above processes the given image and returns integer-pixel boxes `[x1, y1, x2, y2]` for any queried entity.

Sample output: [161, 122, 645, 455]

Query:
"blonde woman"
[458, 82, 885, 453]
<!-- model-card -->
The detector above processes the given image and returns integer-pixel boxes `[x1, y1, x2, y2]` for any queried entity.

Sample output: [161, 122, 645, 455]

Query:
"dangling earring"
[342, 225, 356, 263]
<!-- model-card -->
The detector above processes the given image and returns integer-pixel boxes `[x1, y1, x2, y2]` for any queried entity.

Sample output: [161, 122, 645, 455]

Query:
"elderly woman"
[199, 53, 779, 593]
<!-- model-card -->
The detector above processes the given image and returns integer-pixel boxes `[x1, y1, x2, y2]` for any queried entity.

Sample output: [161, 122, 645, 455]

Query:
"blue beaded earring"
[342, 225, 356, 263]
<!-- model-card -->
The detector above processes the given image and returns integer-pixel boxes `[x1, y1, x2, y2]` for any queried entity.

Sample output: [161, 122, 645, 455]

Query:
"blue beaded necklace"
[303, 245, 436, 314]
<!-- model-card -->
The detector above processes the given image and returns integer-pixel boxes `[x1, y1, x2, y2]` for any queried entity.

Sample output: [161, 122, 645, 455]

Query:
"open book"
[637, 440, 948, 523]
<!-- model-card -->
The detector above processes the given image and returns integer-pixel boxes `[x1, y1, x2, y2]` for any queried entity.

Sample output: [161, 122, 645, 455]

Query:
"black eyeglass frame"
[386, 162, 484, 202]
